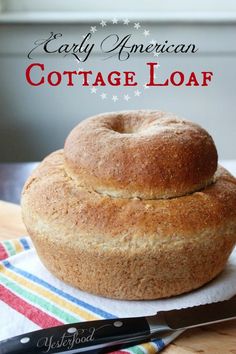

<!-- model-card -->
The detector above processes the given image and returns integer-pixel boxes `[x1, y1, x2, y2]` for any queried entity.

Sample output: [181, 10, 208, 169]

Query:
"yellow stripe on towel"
[11, 239, 24, 254]
[142, 342, 160, 354]
[0, 264, 100, 322]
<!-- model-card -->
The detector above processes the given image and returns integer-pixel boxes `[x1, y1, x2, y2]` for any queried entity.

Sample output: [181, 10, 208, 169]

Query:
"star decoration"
[124, 94, 131, 101]
[100, 20, 107, 27]
[90, 26, 97, 33]
[82, 19, 160, 103]
[143, 29, 150, 37]
[101, 93, 107, 99]
[134, 22, 141, 29]
[112, 95, 118, 102]
[134, 90, 141, 97]
[123, 18, 130, 25]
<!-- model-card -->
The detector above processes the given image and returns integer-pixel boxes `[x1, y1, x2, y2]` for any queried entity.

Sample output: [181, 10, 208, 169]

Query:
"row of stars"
[91, 24, 150, 37]
[90, 86, 154, 102]
[99, 18, 140, 27]
[90, 19, 150, 37]
[97, 92, 140, 102]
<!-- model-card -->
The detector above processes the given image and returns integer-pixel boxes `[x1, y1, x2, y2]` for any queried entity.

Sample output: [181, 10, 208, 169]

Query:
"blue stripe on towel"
[3, 260, 116, 319]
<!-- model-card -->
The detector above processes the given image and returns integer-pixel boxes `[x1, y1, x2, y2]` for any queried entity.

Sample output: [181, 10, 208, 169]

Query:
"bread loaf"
[21, 110, 236, 299]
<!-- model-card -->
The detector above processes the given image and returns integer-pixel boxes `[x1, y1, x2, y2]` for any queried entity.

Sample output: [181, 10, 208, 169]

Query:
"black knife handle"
[0, 316, 151, 354]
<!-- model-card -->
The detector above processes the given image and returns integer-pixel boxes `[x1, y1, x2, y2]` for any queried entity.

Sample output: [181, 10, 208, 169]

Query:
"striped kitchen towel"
[1, 238, 236, 353]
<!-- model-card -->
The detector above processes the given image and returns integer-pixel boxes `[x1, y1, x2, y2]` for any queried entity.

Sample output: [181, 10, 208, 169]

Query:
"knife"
[0, 297, 235, 354]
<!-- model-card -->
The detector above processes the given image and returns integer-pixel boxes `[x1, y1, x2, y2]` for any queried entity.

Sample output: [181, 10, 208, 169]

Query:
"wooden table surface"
[0, 200, 235, 353]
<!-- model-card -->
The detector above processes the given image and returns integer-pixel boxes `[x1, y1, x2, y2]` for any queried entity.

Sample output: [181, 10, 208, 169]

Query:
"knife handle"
[0, 316, 151, 354]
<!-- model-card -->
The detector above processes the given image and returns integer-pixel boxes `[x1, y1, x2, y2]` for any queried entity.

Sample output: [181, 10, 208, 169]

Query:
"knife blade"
[0, 297, 235, 354]
[147, 296, 236, 334]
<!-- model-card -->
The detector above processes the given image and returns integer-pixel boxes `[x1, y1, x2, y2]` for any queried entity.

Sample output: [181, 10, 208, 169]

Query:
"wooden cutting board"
[0, 200, 235, 353]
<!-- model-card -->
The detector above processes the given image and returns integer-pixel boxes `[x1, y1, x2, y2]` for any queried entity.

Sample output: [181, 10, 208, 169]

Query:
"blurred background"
[0, 0, 236, 162]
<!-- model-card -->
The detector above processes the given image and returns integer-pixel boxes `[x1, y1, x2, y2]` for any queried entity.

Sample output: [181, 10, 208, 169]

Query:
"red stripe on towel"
[0, 243, 8, 261]
[0, 284, 63, 328]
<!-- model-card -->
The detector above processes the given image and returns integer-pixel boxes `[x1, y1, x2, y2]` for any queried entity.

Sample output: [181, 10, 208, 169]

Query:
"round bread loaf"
[21, 110, 236, 300]
[64, 111, 218, 199]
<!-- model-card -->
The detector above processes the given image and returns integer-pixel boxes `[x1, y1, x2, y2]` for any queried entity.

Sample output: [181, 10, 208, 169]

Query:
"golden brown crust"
[64, 110, 218, 199]
[21, 150, 236, 300]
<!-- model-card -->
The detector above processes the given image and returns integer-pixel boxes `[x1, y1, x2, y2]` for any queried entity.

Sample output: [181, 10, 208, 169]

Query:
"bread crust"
[64, 110, 218, 199]
[21, 150, 236, 300]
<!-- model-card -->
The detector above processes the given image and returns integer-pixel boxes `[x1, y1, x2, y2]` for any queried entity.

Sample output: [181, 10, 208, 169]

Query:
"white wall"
[0, 13, 236, 161]
[2, 0, 236, 13]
